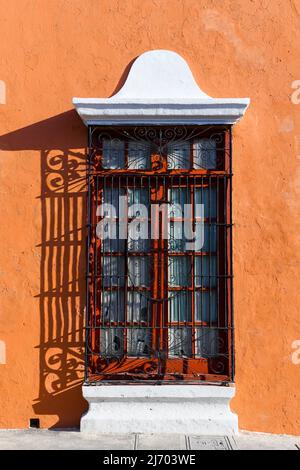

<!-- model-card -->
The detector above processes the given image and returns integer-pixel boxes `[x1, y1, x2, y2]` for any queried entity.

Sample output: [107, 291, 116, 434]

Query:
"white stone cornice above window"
[73, 50, 250, 125]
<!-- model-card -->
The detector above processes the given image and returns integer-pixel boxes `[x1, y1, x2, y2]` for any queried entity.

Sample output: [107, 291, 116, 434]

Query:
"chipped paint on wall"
[0, 341, 6, 364]
[0, 81, 5, 104]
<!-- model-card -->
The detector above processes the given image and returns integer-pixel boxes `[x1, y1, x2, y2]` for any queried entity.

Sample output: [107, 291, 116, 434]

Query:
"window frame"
[85, 125, 234, 384]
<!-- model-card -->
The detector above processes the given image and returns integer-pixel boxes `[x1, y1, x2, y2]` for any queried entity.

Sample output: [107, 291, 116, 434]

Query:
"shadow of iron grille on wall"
[85, 125, 234, 384]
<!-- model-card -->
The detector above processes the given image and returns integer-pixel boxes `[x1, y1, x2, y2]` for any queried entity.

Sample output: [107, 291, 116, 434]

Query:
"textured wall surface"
[0, 0, 300, 434]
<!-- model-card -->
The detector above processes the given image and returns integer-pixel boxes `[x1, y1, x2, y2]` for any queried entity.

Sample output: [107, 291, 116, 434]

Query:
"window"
[85, 125, 233, 383]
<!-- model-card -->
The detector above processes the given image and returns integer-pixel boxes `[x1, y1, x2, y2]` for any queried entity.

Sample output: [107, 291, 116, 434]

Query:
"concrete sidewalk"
[0, 429, 299, 450]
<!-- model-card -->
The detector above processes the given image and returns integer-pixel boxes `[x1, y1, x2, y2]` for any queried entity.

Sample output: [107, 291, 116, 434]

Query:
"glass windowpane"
[168, 256, 191, 287]
[168, 221, 189, 252]
[168, 291, 191, 322]
[195, 223, 217, 252]
[128, 222, 150, 252]
[100, 328, 124, 357]
[127, 292, 150, 322]
[195, 255, 217, 288]
[128, 188, 149, 216]
[127, 328, 151, 357]
[102, 138, 125, 169]
[168, 328, 192, 357]
[102, 225, 125, 252]
[102, 257, 125, 287]
[193, 138, 217, 169]
[195, 186, 217, 219]
[128, 141, 151, 169]
[167, 141, 190, 169]
[102, 291, 125, 322]
[168, 188, 188, 217]
[195, 291, 217, 323]
[195, 328, 219, 358]
[128, 256, 150, 287]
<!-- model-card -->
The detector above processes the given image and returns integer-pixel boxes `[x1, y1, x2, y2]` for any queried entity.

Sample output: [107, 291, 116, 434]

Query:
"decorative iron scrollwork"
[89, 125, 228, 172]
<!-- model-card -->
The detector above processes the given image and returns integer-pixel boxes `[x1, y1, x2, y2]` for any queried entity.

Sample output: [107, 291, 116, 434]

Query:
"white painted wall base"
[81, 384, 238, 435]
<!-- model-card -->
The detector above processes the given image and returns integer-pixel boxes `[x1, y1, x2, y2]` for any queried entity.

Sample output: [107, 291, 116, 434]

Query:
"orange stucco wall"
[0, 0, 300, 434]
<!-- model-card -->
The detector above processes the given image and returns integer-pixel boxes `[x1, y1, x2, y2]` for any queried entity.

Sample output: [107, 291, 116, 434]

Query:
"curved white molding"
[113, 50, 211, 100]
[73, 50, 249, 125]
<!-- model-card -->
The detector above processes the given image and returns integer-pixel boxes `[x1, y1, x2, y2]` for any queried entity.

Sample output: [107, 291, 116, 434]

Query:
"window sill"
[81, 383, 238, 435]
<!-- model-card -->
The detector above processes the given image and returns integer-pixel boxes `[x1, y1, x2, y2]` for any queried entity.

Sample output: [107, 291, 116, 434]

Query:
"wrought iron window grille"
[85, 125, 234, 384]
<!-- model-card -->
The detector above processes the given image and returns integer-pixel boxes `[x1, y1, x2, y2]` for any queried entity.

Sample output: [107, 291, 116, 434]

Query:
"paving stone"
[0, 429, 299, 450]
[0, 430, 135, 450]
[188, 435, 237, 450]
[234, 431, 299, 451]
[135, 433, 187, 450]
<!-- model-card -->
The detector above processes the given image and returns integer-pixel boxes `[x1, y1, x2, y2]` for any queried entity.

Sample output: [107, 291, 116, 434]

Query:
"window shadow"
[0, 110, 88, 428]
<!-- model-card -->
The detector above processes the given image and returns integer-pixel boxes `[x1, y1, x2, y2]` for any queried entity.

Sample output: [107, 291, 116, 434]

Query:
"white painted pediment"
[112, 50, 210, 100]
[73, 50, 249, 125]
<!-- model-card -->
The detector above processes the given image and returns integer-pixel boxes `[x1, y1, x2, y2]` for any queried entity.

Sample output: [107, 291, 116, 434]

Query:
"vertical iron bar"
[192, 175, 195, 358]
[208, 174, 211, 332]
[229, 126, 234, 381]
[85, 126, 92, 382]
[124, 175, 128, 356]
[93, 176, 98, 332]
[200, 175, 203, 338]
[217, 175, 220, 330]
